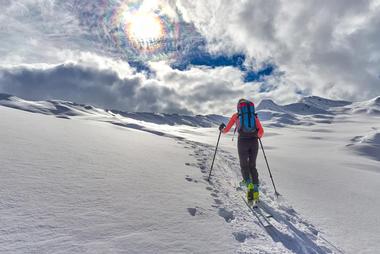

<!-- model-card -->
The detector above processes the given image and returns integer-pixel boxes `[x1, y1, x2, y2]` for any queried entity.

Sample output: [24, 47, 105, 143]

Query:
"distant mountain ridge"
[0, 93, 379, 128]
[257, 96, 352, 114]
[256, 95, 379, 127]
[300, 96, 352, 109]
[0, 93, 227, 128]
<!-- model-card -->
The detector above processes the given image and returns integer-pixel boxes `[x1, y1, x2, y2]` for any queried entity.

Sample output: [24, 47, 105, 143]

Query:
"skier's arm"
[255, 116, 264, 138]
[222, 113, 238, 134]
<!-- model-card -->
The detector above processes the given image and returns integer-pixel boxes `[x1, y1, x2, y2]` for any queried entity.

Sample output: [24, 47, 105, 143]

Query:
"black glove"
[219, 123, 226, 131]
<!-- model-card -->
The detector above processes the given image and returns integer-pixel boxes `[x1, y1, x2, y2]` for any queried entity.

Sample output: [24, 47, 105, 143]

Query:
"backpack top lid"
[237, 98, 255, 111]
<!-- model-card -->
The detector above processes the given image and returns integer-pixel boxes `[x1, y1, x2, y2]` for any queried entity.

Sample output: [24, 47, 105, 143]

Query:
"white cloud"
[176, 0, 380, 101]
[0, 0, 85, 65]
[149, 61, 299, 115]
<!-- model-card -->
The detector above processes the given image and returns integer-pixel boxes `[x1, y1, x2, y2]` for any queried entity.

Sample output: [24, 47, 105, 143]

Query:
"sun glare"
[126, 11, 164, 49]
[106, 0, 182, 59]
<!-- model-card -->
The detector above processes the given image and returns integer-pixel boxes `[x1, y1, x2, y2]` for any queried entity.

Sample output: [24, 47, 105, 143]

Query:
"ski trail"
[179, 138, 343, 254]
[258, 201, 344, 254]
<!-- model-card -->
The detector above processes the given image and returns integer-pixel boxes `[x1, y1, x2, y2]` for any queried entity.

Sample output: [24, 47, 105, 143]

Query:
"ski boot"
[253, 184, 259, 204]
[247, 183, 254, 206]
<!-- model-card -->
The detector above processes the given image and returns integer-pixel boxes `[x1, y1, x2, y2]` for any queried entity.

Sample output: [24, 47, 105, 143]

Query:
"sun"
[125, 11, 164, 50]
[105, 1, 182, 60]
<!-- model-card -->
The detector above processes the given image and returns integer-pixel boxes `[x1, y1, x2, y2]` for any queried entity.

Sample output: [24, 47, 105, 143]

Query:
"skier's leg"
[248, 139, 259, 185]
[237, 138, 250, 184]
[238, 139, 254, 203]
[248, 139, 260, 202]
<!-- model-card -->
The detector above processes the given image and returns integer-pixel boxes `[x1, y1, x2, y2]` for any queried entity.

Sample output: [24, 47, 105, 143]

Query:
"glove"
[219, 123, 226, 131]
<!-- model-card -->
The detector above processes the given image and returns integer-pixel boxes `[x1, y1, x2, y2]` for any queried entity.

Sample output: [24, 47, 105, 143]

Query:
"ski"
[254, 203, 273, 219]
[242, 197, 273, 228]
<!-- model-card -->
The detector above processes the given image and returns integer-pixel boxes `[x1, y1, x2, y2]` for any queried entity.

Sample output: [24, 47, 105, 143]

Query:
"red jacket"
[222, 113, 264, 138]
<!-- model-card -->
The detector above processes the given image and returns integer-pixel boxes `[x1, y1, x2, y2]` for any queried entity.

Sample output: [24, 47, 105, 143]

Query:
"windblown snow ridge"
[347, 131, 380, 162]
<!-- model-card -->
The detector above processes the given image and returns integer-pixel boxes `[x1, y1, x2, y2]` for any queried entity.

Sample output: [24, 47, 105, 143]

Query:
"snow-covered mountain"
[256, 95, 380, 127]
[1, 94, 379, 253]
[2, 93, 378, 129]
[257, 98, 332, 115]
[257, 95, 380, 116]
[300, 96, 352, 110]
[0, 93, 228, 127]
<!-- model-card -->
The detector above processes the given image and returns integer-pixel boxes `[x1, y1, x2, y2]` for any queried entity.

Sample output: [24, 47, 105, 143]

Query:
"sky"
[0, 0, 379, 115]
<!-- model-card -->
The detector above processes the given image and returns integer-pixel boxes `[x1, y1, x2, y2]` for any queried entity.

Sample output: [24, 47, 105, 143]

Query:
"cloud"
[1, 0, 379, 115]
[176, 0, 380, 101]
[0, 62, 192, 114]
[0, 0, 85, 65]
[0, 58, 293, 115]
[150, 61, 300, 114]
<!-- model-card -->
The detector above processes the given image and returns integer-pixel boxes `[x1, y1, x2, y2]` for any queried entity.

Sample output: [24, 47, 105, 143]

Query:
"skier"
[219, 98, 264, 204]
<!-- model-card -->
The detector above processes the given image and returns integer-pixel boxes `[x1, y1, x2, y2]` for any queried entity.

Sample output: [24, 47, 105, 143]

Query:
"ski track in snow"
[177, 138, 343, 254]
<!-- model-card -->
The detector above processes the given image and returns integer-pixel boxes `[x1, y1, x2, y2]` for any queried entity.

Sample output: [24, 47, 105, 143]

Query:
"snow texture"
[1, 94, 380, 253]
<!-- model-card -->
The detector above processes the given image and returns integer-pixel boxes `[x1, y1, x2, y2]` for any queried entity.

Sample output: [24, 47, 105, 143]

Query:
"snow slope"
[0, 106, 239, 253]
[1, 94, 380, 253]
[0, 104, 338, 254]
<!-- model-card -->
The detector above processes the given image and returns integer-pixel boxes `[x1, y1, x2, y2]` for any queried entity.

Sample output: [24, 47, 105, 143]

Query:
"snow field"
[1, 94, 380, 253]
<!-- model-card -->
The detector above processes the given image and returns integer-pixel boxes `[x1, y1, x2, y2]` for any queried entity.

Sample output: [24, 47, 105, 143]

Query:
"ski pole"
[207, 130, 222, 182]
[258, 138, 280, 197]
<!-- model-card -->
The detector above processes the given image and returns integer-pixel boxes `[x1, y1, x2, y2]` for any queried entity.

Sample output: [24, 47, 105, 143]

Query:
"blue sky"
[0, 0, 379, 114]
[171, 51, 274, 82]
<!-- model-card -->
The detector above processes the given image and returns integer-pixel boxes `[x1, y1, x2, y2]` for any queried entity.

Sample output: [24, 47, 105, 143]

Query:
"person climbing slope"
[219, 98, 264, 205]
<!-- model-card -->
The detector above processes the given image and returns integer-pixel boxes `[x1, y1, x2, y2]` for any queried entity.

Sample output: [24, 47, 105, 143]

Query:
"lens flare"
[100, 0, 183, 61]
[126, 12, 163, 46]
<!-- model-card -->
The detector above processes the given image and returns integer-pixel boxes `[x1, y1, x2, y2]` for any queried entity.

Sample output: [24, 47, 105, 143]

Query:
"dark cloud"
[187, 82, 240, 102]
[0, 64, 190, 114]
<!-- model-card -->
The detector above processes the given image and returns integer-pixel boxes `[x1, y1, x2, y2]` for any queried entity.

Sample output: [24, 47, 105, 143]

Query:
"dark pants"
[238, 137, 259, 185]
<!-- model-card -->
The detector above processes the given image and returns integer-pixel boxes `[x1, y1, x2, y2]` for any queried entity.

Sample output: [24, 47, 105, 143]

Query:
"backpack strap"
[247, 103, 252, 128]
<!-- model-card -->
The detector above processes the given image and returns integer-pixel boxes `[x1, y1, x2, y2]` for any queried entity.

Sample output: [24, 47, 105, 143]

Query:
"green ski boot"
[247, 183, 254, 206]
[253, 184, 259, 203]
